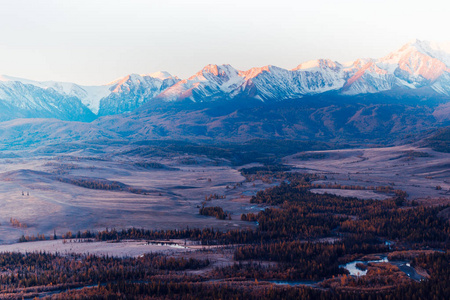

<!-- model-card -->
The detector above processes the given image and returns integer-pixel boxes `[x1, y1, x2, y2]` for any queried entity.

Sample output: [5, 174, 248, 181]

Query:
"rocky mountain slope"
[0, 72, 180, 120]
[96, 91, 449, 143]
[0, 40, 449, 145]
[153, 39, 450, 102]
[0, 39, 449, 122]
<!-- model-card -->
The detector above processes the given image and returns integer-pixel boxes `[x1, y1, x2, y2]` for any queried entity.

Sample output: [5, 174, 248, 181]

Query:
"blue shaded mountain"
[0, 40, 449, 122]
[0, 40, 449, 145]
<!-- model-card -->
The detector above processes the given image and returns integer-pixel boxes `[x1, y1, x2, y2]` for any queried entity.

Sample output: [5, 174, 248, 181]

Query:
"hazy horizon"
[1, 0, 449, 85]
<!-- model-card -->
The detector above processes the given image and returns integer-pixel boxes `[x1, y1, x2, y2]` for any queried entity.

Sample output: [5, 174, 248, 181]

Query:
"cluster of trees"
[309, 183, 406, 196]
[240, 212, 258, 222]
[10, 218, 27, 228]
[93, 227, 260, 245]
[0, 252, 208, 290]
[56, 177, 125, 190]
[7, 170, 449, 298]
[30, 173, 447, 251]
[240, 166, 322, 183]
[245, 178, 449, 246]
[18, 234, 46, 242]
[294, 152, 327, 160]
[425, 126, 450, 153]
[134, 161, 168, 169]
[56, 177, 149, 194]
[255, 206, 343, 239]
[199, 206, 231, 220]
[44, 252, 450, 299]
[240, 165, 292, 176]
[403, 150, 432, 158]
[204, 194, 226, 201]
[226, 182, 242, 189]
[340, 205, 450, 244]
[231, 239, 387, 281]
[322, 263, 412, 290]
[250, 180, 386, 209]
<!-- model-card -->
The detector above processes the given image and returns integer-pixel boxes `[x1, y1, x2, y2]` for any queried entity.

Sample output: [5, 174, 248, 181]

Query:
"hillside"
[423, 126, 450, 152]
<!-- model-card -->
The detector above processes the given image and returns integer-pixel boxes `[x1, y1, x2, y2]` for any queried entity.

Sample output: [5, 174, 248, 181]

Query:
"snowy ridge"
[99, 73, 180, 115]
[0, 75, 112, 114]
[0, 39, 449, 121]
[0, 72, 180, 117]
[155, 40, 450, 103]
[155, 65, 245, 102]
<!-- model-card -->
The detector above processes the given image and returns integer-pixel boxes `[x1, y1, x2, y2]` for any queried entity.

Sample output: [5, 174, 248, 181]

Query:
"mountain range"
[1, 39, 450, 145]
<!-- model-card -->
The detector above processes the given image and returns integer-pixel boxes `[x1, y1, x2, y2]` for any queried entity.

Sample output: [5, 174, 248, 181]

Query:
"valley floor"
[0, 143, 448, 299]
[0, 147, 267, 244]
[285, 145, 450, 201]
[0, 144, 448, 244]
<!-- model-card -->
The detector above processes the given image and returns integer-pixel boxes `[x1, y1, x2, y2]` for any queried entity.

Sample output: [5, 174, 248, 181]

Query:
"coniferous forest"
[1, 2, 450, 299]
[0, 169, 448, 299]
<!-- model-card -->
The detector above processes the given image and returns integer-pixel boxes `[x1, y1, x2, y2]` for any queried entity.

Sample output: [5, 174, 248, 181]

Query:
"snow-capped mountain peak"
[147, 71, 175, 80]
[194, 64, 240, 79]
[239, 65, 273, 79]
[150, 40, 450, 104]
[0, 74, 111, 114]
[154, 64, 245, 102]
[98, 72, 180, 115]
[405, 39, 450, 64]
[378, 39, 450, 84]
[293, 59, 342, 71]
[1, 39, 449, 122]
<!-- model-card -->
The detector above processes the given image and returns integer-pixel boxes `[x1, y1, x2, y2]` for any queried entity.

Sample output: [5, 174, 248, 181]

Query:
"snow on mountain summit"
[147, 71, 176, 80]
[97, 72, 180, 115]
[407, 39, 450, 66]
[1, 39, 449, 121]
[0, 75, 111, 114]
[149, 40, 450, 103]
[294, 59, 342, 71]
[155, 64, 245, 102]
[377, 39, 450, 88]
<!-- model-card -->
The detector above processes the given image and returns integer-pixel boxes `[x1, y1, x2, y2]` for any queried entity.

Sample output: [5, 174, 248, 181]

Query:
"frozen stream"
[341, 256, 425, 281]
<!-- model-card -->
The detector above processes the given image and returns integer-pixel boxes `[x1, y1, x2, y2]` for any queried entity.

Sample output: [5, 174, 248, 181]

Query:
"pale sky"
[0, 0, 449, 85]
